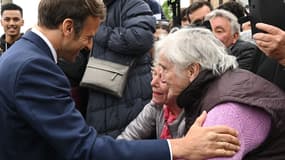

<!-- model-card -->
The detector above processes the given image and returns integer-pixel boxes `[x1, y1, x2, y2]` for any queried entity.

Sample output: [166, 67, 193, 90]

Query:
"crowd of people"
[0, 0, 285, 159]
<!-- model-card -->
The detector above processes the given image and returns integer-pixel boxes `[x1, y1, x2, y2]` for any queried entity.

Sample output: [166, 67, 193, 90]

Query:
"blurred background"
[0, 0, 40, 35]
[0, 0, 248, 35]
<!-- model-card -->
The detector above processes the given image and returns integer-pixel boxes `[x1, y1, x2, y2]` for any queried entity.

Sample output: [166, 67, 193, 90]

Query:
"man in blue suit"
[0, 0, 240, 159]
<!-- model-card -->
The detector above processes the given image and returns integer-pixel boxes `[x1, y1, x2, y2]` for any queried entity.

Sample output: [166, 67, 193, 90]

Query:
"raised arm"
[253, 23, 285, 66]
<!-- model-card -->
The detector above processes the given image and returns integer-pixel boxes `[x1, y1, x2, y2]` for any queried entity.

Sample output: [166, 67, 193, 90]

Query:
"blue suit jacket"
[0, 31, 170, 160]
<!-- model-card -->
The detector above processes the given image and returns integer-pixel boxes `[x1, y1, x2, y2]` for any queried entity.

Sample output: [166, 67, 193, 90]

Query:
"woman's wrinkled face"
[158, 53, 191, 100]
[151, 66, 169, 105]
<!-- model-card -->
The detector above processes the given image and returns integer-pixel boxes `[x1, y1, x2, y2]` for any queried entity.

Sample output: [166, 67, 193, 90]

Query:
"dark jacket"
[0, 31, 170, 160]
[57, 49, 90, 116]
[0, 33, 23, 55]
[229, 39, 259, 72]
[253, 51, 285, 92]
[86, 0, 156, 138]
[178, 69, 285, 160]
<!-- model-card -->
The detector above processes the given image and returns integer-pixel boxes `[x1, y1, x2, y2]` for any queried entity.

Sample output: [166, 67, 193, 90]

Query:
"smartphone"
[249, 0, 285, 34]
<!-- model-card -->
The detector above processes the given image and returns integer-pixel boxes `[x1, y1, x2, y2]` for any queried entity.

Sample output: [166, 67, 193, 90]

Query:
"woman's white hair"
[204, 9, 240, 35]
[154, 27, 238, 76]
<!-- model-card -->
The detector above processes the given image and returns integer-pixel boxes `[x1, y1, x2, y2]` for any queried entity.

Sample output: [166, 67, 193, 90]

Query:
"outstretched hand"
[253, 23, 285, 66]
[170, 111, 240, 160]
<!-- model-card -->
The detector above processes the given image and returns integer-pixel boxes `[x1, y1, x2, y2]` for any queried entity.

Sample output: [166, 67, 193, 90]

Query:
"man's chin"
[7, 30, 18, 34]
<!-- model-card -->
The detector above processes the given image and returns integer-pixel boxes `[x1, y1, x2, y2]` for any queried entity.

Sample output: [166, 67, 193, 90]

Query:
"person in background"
[216, 5, 284, 91]
[154, 20, 170, 41]
[180, 8, 190, 27]
[241, 22, 256, 44]
[155, 27, 285, 160]
[186, 0, 213, 25]
[144, 0, 165, 20]
[149, 19, 170, 58]
[217, 0, 247, 27]
[0, 3, 24, 55]
[0, 0, 240, 160]
[86, 0, 155, 138]
[204, 9, 258, 71]
[241, 21, 251, 31]
[217, 0, 255, 44]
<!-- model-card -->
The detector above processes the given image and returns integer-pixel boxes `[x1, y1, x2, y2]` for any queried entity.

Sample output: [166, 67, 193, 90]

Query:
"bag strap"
[128, 57, 137, 67]
[88, 48, 138, 67]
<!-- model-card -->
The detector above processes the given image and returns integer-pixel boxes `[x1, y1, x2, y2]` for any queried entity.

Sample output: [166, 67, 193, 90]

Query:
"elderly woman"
[118, 65, 240, 160]
[155, 28, 285, 159]
[117, 65, 185, 140]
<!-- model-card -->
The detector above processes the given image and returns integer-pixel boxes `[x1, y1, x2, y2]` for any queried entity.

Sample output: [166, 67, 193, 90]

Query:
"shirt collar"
[31, 27, 58, 63]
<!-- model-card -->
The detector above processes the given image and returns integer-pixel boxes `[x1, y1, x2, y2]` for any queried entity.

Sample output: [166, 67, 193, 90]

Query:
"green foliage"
[162, 1, 172, 20]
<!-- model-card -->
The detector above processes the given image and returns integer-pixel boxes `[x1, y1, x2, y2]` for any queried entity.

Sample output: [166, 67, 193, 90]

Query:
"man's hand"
[253, 23, 285, 66]
[170, 111, 240, 160]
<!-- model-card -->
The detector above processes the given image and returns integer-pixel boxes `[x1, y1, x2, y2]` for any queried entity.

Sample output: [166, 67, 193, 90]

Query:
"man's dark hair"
[1, 3, 23, 17]
[218, 1, 248, 19]
[180, 8, 189, 22]
[186, 0, 213, 23]
[218, 1, 250, 30]
[38, 0, 105, 37]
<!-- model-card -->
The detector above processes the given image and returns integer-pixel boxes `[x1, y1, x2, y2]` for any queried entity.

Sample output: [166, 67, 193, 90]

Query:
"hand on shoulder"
[169, 111, 240, 160]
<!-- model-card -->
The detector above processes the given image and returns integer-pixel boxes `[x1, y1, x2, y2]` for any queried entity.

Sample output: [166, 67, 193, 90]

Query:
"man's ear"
[187, 63, 201, 82]
[232, 32, 239, 44]
[62, 18, 74, 36]
[21, 19, 24, 26]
